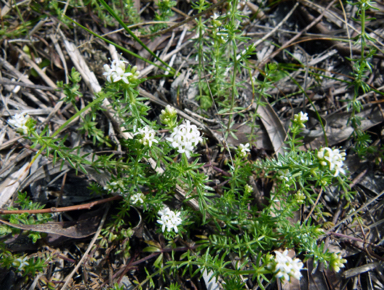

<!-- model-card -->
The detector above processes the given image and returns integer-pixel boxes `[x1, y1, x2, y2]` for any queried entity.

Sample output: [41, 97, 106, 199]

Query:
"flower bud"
[245, 184, 253, 195]
[330, 252, 347, 272]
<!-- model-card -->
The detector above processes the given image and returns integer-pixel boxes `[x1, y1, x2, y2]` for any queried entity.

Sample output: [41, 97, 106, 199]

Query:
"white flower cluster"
[166, 121, 202, 158]
[237, 143, 250, 158]
[157, 207, 182, 233]
[293, 111, 308, 128]
[134, 126, 158, 147]
[274, 250, 304, 281]
[13, 256, 29, 271]
[8, 112, 30, 134]
[130, 192, 145, 205]
[104, 179, 124, 192]
[317, 147, 346, 177]
[103, 59, 139, 84]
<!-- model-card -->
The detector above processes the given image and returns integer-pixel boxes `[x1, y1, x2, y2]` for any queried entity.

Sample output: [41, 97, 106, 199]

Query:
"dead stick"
[0, 79, 60, 91]
[0, 195, 122, 214]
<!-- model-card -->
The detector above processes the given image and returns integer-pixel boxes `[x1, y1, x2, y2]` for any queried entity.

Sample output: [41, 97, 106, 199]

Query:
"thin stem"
[226, 39, 238, 138]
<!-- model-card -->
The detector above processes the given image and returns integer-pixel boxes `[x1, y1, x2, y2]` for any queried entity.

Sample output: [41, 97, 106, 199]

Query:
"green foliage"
[57, 67, 83, 105]
[46, 0, 140, 27]
[151, 0, 177, 33]
[8, 0, 363, 287]
[165, 282, 181, 290]
[0, 17, 34, 39]
[346, 0, 379, 157]
[0, 192, 52, 243]
[223, 277, 246, 290]
[0, 193, 51, 278]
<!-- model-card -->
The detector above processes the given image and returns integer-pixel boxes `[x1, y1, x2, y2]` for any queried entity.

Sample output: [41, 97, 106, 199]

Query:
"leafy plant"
[0, 192, 53, 243]
[346, 0, 379, 157]
[4, 0, 361, 288]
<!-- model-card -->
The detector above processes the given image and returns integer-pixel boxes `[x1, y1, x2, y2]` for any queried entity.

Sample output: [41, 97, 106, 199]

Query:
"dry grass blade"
[256, 95, 286, 156]
[0, 163, 29, 208]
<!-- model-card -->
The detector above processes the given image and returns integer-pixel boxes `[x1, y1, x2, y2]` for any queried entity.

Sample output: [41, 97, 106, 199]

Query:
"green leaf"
[142, 246, 161, 252]
[153, 253, 163, 268]
[230, 130, 238, 140]
[217, 108, 230, 114]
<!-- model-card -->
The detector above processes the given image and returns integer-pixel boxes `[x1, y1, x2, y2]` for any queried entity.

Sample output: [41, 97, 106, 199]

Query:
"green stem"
[226, 41, 238, 137]
[64, 16, 170, 73]
[30, 94, 107, 168]
[198, 15, 204, 99]
[98, 0, 174, 74]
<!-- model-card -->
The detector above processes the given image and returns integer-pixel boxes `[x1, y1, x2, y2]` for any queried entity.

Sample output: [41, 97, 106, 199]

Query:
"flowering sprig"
[166, 121, 202, 158]
[211, 12, 222, 27]
[160, 105, 178, 128]
[134, 126, 158, 147]
[317, 147, 347, 177]
[276, 169, 294, 189]
[293, 112, 308, 128]
[273, 250, 304, 281]
[294, 191, 306, 204]
[329, 252, 347, 272]
[236, 143, 250, 158]
[13, 256, 29, 271]
[8, 113, 33, 135]
[130, 192, 145, 205]
[103, 59, 140, 85]
[7, 2, 354, 286]
[104, 180, 125, 192]
[157, 207, 182, 233]
[244, 184, 253, 195]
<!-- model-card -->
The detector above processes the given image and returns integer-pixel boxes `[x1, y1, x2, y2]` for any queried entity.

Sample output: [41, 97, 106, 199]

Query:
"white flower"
[166, 121, 202, 158]
[14, 256, 29, 271]
[112, 59, 132, 84]
[8, 113, 30, 134]
[103, 59, 134, 84]
[157, 208, 182, 233]
[103, 62, 115, 83]
[290, 258, 304, 280]
[237, 143, 250, 158]
[163, 105, 177, 116]
[274, 250, 304, 281]
[333, 162, 346, 177]
[211, 12, 219, 20]
[293, 112, 308, 128]
[130, 192, 145, 205]
[317, 147, 346, 177]
[158, 206, 170, 217]
[104, 180, 124, 191]
[134, 126, 158, 147]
